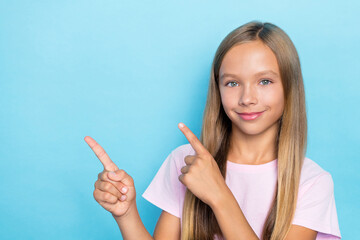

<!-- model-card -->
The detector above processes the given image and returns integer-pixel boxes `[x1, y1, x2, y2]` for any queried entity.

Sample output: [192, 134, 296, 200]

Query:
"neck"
[227, 122, 279, 165]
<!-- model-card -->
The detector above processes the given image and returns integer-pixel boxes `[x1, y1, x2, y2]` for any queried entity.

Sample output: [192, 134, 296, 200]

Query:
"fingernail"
[120, 195, 126, 201]
[179, 123, 184, 128]
[121, 187, 128, 193]
[109, 171, 116, 177]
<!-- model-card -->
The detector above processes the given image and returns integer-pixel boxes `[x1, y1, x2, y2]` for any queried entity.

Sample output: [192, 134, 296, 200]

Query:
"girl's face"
[218, 40, 284, 136]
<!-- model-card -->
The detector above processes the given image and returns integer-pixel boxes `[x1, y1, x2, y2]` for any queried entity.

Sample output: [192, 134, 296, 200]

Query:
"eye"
[260, 79, 272, 85]
[225, 81, 239, 87]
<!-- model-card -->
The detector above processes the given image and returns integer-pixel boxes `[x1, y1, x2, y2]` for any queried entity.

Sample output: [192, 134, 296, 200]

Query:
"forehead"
[219, 40, 280, 79]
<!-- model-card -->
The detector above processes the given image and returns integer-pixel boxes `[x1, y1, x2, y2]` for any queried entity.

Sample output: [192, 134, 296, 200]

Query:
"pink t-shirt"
[142, 144, 341, 239]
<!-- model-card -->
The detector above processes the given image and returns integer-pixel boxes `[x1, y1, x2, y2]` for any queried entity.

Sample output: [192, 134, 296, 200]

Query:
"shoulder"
[300, 157, 333, 186]
[298, 157, 335, 198]
[293, 157, 341, 238]
[171, 143, 195, 155]
[170, 143, 195, 160]
[165, 143, 195, 169]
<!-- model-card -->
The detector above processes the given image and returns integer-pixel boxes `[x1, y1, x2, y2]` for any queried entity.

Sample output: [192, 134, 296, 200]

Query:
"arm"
[112, 202, 153, 240]
[176, 124, 317, 240]
[153, 211, 181, 240]
[210, 188, 317, 240]
[85, 136, 154, 240]
[285, 225, 317, 240]
[210, 185, 259, 240]
[113, 209, 181, 240]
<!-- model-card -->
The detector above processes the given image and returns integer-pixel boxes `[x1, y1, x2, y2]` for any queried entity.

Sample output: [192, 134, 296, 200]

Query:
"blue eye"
[226, 81, 238, 87]
[260, 79, 272, 85]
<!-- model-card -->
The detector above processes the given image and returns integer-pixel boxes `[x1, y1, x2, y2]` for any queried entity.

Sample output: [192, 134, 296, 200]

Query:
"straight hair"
[181, 21, 307, 240]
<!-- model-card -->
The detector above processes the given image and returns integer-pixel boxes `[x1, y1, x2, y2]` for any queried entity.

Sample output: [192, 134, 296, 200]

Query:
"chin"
[232, 120, 278, 136]
[232, 124, 265, 136]
[239, 128, 265, 136]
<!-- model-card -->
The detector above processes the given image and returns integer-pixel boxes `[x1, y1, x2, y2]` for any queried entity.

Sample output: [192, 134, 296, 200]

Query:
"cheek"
[260, 87, 284, 113]
[220, 88, 235, 108]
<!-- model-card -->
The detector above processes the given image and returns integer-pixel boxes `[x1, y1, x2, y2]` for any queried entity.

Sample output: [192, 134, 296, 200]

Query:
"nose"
[238, 84, 258, 106]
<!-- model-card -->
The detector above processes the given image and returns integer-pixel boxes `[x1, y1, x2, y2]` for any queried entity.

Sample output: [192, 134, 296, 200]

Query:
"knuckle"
[195, 157, 202, 165]
[100, 171, 109, 181]
[103, 182, 112, 191]
[186, 155, 196, 165]
[117, 169, 126, 176]
[179, 174, 187, 183]
[103, 192, 111, 201]
[127, 177, 134, 185]
[93, 189, 99, 200]
[98, 171, 106, 180]
[107, 195, 116, 203]
[96, 149, 107, 159]
[128, 174, 134, 182]
[183, 175, 189, 184]
[94, 180, 98, 189]
[110, 195, 118, 202]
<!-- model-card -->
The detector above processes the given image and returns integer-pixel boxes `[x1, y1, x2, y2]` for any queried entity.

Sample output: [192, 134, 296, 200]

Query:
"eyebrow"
[220, 70, 279, 81]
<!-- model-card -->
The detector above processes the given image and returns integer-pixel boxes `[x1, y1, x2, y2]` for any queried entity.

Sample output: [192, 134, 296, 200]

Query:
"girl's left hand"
[178, 122, 229, 208]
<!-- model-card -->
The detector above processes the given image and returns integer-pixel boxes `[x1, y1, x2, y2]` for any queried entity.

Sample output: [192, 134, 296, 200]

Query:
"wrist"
[112, 201, 138, 222]
[210, 185, 234, 211]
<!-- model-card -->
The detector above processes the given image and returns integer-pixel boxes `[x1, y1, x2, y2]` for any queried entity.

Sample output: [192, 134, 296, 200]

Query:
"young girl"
[85, 21, 341, 240]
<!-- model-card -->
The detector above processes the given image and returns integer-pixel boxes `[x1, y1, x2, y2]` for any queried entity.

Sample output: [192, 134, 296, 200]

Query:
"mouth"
[237, 110, 265, 120]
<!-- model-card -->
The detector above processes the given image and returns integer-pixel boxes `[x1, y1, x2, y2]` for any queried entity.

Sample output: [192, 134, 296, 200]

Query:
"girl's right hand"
[85, 136, 136, 218]
[94, 169, 136, 218]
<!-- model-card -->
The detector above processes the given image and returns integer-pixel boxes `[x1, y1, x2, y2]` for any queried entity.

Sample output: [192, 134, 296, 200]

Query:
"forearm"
[211, 187, 259, 240]
[113, 201, 153, 240]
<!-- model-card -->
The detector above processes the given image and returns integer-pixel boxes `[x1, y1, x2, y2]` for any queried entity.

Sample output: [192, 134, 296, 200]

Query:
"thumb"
[108, 171, 122, 181]
[107, 170, 133, 186]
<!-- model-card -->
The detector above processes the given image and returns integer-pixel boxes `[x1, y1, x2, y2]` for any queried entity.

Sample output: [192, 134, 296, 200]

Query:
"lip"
[237, 111, 265, 120]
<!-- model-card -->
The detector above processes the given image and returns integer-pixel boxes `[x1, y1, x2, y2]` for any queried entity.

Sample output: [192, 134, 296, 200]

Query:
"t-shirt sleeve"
[142, 150, 182, 218]
[292, 172, 341, 239]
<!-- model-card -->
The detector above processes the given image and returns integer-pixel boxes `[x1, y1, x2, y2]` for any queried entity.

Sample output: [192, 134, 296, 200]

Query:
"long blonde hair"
[181, 21, 307, 240]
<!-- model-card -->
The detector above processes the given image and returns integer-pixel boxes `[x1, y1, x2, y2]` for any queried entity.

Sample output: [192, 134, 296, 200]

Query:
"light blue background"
[1, 1, 359, 239]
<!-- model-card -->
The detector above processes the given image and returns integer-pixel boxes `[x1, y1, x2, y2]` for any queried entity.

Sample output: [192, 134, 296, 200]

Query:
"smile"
[237, 111, 265, 120]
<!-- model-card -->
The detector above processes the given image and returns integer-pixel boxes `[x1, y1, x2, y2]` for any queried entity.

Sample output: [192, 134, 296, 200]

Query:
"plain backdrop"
[0, 0, 359, 239]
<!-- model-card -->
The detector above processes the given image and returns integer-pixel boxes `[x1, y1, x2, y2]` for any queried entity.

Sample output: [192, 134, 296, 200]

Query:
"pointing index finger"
[178, 123, 208, 155]
[84, 136, 119, 172]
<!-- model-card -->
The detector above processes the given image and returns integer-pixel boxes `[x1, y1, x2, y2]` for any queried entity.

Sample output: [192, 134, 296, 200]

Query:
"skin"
[219, 40, 284, 165]
[85, 40, 317, 240]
